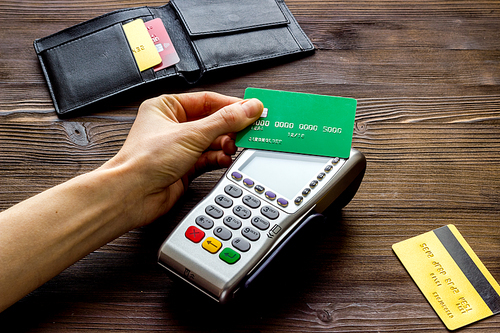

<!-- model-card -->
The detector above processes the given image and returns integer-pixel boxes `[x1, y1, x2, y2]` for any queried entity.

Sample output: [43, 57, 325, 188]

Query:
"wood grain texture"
[0, 0, 499, 332]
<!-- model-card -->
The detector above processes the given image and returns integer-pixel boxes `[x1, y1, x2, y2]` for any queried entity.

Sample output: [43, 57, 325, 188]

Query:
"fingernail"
[241, 98, 263, 118]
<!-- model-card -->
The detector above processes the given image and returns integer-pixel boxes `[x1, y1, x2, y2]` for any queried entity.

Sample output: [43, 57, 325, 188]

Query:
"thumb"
[196, 98, 264, 141]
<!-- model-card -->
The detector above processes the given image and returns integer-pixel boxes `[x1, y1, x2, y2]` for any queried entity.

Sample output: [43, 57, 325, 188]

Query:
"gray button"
[224, 184, 242, 198]
[242, 226, 260, 241]
[242, 195, 260, 209]
[233, 205, 251, 219]
[251, 216, 270, 230]
[223, 215, 242, 230]
[205, 205, 223, 219]
[232, 237, 251, 252]
[261, 205, 279, 220]
[215, 194, 233, 208]
[195, 215, 214, 229]
[214, 226, 232, 240]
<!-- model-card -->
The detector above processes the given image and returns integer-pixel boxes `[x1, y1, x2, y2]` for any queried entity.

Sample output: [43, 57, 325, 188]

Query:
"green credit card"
[236, 88, 357, 158]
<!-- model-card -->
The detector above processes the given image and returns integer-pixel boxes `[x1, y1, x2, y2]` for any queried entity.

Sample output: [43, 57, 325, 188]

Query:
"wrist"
[91, 160, 150, 231]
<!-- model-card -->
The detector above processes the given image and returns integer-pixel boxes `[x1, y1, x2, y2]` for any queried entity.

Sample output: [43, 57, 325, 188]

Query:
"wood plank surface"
[0, 0, 499, 332]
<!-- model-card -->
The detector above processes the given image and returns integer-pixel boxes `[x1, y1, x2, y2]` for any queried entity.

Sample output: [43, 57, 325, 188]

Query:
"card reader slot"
[242, 212, 325, 291]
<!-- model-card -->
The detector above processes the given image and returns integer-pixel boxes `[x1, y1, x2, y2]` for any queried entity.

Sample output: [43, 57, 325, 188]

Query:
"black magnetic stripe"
[433, 225, 500, 314]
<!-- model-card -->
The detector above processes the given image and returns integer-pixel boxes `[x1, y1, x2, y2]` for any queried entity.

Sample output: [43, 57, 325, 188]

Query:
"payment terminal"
[158, 147, 366, 304]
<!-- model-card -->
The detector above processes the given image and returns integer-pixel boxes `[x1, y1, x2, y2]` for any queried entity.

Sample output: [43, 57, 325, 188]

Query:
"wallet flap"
[170, 0, 289, 37]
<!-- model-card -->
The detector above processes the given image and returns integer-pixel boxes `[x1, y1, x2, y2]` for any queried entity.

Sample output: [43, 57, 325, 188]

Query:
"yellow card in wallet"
[122, 19, 161, 71]
[393, 225, 500, 330]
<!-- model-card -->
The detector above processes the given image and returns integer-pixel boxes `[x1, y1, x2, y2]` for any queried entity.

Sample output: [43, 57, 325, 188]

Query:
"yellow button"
[202, 237, 222, 254]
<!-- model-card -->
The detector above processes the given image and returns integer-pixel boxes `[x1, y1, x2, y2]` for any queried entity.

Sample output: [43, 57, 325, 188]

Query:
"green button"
[219, 247, 240, 264]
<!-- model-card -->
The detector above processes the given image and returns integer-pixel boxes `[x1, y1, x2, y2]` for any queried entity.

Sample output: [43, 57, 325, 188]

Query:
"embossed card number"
[235, 88, 357, 158]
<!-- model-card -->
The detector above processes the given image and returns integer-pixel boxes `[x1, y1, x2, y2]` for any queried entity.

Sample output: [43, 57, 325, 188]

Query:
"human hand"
[103, 91, 263, 228]
[0, 91, 262, 310]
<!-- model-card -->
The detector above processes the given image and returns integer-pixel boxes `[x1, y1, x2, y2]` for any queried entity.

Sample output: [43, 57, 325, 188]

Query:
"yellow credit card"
[122, 19, 162, 71]
[393, 225, 500, 330]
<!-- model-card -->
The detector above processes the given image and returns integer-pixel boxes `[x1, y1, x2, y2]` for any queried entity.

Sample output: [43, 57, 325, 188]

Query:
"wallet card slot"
[151, 5, 201, 78]
[170, 0, 289, 37]
[40, 23, 143, 114]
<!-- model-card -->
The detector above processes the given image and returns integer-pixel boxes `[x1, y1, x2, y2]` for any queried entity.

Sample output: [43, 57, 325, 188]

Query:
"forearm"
[0, 164, 142, 312]
[0, 92, 263, 313]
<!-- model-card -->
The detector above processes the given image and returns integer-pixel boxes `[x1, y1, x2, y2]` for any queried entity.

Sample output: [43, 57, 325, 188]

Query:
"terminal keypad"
[185, 157, 341, 265]
[186, 179, 280, 265]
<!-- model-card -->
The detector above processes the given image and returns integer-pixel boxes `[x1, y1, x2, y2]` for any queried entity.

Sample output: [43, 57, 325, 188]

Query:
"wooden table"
[1, 0, 499, 331]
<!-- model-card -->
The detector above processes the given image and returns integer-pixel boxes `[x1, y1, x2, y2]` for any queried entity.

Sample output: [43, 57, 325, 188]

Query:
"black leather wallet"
[33, 0, 315, 116]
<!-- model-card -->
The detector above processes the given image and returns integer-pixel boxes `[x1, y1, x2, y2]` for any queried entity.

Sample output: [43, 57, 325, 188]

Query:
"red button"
[185, 226, 205, 243]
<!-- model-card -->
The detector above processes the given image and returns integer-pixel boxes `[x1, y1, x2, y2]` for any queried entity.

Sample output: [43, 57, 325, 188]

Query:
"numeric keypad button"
[261, 205, 279, 220]
[214, 226, 232, 241]
[242, 226, 260, 241]
[223, 216, 242, 230]
[205, 205, 224, 219]
[224, 185, 242, 198]
[215, 194, 233, 208]
[233, 205, 251, 219]
[242, 195, 261, 209]
[251, 216, 270, 230]
[195, 215, 214, 229]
